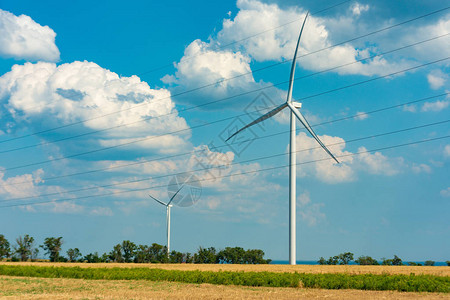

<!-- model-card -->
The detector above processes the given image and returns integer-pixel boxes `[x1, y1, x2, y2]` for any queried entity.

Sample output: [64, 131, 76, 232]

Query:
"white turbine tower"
[226, 12, 339, 265]
[149, 186, 183, 257]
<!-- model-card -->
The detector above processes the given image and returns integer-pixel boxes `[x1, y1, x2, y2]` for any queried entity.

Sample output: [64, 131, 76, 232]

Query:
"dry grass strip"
[1, 275, 449, 300]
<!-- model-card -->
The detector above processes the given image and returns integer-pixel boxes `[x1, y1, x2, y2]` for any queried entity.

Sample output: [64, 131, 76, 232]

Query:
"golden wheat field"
[1, 275, 449, 300]
[1, 262, 449, 276]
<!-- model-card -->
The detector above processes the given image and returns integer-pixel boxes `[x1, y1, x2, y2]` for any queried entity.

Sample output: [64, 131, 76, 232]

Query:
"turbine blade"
[286, 12, 309, 103]
[149, 194, 168, 206]
[226, 103, 288, 141]
[167, 179, 186, 206]
[287, 102, 339, 163]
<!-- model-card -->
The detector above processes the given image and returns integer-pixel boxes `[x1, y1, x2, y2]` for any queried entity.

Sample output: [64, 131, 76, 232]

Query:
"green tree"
[327, 256, 339, 265]
[31, 248, 39, 261]
[184, 252, 193, 264]
[382, 255, 402, 266]
[66, 248, 82, 262]
[101, 252, 110, 262]
[148, 243, 168, 263]
[194, 247, 217, 264]
[40, 237, 63, 262]
[0, 234, 10, 259]
[244, 249, 270, 264]
[84, 252, 101, 263]
[392, 255, 402, 266]
[134, 245, 150, 263]
[14, 235, 35, 261]
[169, 250, 184, 263]
[318, 257, 327, 265]
[338, 252, 354, 265]
[408, 262, 422, 266]
[355, 256, 379, 265]
[424, 260, 435, 266]
[446, 261, 450, 266]
[109, 244, 124, 262]
[121, 240, 137, 263]
[217, 247, 246, 264]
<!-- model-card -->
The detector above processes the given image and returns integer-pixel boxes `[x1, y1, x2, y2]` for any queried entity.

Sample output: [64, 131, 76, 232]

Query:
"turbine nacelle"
[290, 101, 302, 108]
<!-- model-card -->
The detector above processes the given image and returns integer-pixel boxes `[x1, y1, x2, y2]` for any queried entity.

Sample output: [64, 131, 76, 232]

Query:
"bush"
[424, 261, 435, 266]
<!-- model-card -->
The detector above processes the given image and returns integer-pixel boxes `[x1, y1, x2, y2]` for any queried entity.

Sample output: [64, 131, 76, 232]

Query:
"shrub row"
[0, 265, 448, 293]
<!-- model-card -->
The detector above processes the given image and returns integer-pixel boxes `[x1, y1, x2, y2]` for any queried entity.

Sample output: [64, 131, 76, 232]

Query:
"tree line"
[318, 252, 449, 266]
[0, 234, 271, 264]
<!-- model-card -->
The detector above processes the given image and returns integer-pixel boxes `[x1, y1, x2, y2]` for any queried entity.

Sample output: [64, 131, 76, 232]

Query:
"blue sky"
[0, 0, 448, 262]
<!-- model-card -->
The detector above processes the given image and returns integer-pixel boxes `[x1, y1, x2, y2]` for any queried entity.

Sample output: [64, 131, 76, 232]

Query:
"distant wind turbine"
[149, 185, 183, 257]
[226, 12, 339, 265]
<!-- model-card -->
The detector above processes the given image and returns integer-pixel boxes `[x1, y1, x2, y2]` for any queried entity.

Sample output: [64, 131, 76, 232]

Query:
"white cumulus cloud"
[427, 70, 447, 90]
[403, 16, 450, 62]
[161, 39, 282, 109]
[411, 163, 431, 174]
[0, 168, 43, 199]
[421, 99, 450, 112]
[351, 3, 370, 16]
[162, 39, 253, 97]
[0, 9, 60, 61]
[294, 132, 355, 183]
[215, 0, 408, 76]
[0, 61, 190, 155]
[293, 132, 403, 183]
[357, 147, 402, 176]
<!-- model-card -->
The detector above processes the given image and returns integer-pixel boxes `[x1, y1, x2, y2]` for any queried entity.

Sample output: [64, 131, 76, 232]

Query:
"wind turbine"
[149, 185, 183, 257]
[226, 12, 339, 265]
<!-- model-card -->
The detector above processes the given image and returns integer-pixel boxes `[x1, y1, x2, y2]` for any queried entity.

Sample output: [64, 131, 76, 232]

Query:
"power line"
[2, 33, 447, 155]
[3, 118, 449, 203]
[0, 0, 351, 142]
[1, 92, 447, 188]
[137, 0, 353, 75]
[1, 7, 448, 145]
[1, 134, 448, 209]
[2, 1, 348, 117]
[2, 57, 448, 172]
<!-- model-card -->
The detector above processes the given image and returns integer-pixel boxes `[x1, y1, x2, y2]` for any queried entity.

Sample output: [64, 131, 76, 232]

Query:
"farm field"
[1, 262, 449, 276]
[0, 262, 449, 296]
[1, 275, 448, 299]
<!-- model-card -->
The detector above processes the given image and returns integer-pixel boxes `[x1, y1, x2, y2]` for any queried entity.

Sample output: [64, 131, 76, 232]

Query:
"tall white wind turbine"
[149, 186, 183, 257]
[226, 12, 339, 265]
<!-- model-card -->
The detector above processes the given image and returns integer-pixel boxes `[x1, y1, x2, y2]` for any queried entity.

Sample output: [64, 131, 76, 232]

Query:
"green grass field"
[0, 265, 448, 293]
